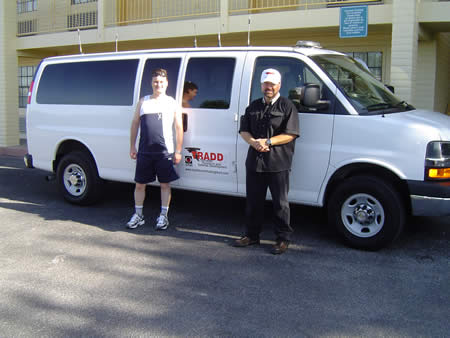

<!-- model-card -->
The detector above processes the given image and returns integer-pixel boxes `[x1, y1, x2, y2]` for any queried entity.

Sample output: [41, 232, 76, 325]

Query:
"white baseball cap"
[261, 68, 281, 84]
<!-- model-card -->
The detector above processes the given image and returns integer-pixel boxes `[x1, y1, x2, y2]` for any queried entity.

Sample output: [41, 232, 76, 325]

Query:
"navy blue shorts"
[134, 153, 179, 184]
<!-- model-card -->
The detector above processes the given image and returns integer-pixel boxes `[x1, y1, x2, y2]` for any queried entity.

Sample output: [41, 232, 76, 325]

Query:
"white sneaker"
[155, 215, 169, 230]
[127, 213, 145, 229]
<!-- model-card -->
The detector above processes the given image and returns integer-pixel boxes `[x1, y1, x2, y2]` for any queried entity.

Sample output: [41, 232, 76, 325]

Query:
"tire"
[56, 151, 103, 205]
[328, 176, 405, 250]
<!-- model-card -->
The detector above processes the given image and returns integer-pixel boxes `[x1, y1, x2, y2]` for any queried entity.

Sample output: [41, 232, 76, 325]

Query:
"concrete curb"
[0, 146, 28, 158]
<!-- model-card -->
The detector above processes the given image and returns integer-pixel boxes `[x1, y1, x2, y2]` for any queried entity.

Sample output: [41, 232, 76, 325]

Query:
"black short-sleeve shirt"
[240, 96, 300, 172]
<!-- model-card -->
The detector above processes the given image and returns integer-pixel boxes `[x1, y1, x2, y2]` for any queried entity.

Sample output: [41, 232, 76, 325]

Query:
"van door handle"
[182, 113, 188, 132]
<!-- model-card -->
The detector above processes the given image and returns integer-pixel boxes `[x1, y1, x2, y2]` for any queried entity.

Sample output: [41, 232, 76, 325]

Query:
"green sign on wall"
[340, 6, 368, 38]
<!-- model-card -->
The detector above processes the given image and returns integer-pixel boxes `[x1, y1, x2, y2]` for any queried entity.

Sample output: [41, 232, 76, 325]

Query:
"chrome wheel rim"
[63, 164, 86, 197]
[341, 193, 385, 238]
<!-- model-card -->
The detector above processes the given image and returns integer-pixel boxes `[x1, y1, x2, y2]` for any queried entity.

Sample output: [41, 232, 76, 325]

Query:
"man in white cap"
[235, 68, 300, 254]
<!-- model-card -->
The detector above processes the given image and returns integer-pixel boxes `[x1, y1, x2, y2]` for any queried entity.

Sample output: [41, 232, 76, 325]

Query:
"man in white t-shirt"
[127, 68, 183, 230]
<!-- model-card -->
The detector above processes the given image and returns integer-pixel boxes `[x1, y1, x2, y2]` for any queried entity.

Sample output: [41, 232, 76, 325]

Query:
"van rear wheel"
[328, 176, 405, 250]
[56, 151, 103, 205]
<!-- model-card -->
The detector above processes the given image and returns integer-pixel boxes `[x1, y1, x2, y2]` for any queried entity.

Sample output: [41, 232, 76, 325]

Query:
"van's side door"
[121, 54, 184, 182]
[176, 52, 244, 193]
[237, 52, 335, 205]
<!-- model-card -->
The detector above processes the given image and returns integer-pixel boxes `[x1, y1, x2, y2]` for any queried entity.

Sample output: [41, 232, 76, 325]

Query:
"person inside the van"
[182, 81, 198, 108]
[127, 68, 184, 230]
[235, 68, 300, 254]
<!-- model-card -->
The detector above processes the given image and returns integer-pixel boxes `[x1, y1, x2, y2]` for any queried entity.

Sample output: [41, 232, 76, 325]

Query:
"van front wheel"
[56, 151, 103, 205]
[328, 176, 405, 250]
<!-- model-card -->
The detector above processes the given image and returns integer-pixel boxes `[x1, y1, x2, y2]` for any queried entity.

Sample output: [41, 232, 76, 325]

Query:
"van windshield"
[310, 54, 414, 115]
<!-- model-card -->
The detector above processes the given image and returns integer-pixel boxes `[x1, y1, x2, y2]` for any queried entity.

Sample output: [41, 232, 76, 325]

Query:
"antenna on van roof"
[77, 29, 83, 54]
[115, 33, 119, 52]
[247, 16, 251, 46]
[217, 23, 222, 47]
[194, 24, 198, 47]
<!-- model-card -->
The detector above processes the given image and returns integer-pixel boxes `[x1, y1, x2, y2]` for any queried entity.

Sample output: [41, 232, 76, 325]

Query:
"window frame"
[345, 51, 383, 81]
[17, 0, 37, 14]
[18, 65, 37, 108]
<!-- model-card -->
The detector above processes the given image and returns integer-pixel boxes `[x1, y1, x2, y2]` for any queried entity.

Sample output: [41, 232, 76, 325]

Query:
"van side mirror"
[303, 84, 330, 110]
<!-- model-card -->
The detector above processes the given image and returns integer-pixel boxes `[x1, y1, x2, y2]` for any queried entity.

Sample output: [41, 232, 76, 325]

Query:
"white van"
[24, 42, 450, 250]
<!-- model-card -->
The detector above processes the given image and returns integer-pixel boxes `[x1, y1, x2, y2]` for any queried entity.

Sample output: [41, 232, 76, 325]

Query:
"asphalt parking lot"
[0, 155, 449, 337]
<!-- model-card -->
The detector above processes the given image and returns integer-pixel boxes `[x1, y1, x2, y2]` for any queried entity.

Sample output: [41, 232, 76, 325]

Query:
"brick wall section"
[390, 0, 418, 105]
[0, 1, 19, 147]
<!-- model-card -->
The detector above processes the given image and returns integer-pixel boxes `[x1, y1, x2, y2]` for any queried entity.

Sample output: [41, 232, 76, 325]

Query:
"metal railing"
[104, 0, 220, 27]
[229, 0, 384, 15]
[17, 0, 385, 36]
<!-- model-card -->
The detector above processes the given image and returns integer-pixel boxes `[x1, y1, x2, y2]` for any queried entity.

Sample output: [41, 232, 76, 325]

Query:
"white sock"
[135, 205, 143, 217]
[161, 206, 169, 217]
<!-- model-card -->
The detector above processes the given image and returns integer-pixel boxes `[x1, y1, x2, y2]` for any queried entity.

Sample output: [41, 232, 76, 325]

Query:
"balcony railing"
[17, 0, 385, 36]
[230, 0, 382, 15]
[104, 0, 220, 27]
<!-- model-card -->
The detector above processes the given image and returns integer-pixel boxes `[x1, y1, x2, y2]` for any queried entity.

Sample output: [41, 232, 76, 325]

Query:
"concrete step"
[0, 140, 28, 158]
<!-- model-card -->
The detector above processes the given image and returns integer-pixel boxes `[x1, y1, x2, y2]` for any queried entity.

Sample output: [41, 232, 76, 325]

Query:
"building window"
[67, 11, 98, 29]
[17, 19, 38, 35]
[71, 0, 97, 4]
[18, 66, 37, 108]
[346, 52, 383, 81]
[17, 0, 37, 14]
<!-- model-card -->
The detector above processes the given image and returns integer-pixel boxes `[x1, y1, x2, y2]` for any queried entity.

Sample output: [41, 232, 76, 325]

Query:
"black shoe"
[271, 241, 289, 255]
[233, 236, 260, 247]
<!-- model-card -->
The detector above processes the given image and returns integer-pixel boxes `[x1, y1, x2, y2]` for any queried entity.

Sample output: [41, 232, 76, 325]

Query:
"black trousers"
[245, 169, 293, 242]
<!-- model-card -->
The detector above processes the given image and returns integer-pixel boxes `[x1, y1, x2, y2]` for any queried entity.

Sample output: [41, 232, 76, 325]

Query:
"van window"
[36, 59, 139, 105]
[139, 58, 181, 99]
[185, 57, 235, 109]
[250, 56, 330, 113]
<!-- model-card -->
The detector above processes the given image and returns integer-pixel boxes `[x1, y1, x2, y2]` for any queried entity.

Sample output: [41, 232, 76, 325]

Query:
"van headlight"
[425, 141, 450, 180]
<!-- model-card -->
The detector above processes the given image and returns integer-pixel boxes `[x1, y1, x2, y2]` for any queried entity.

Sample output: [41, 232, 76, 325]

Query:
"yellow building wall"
[415, 40, 437, 111]
[435, 32, 450, 114]
[0, 0, 19, 147]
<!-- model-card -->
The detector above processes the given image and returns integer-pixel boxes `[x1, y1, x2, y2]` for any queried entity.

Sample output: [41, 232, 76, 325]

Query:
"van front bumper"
[407, 180, 450, 216]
